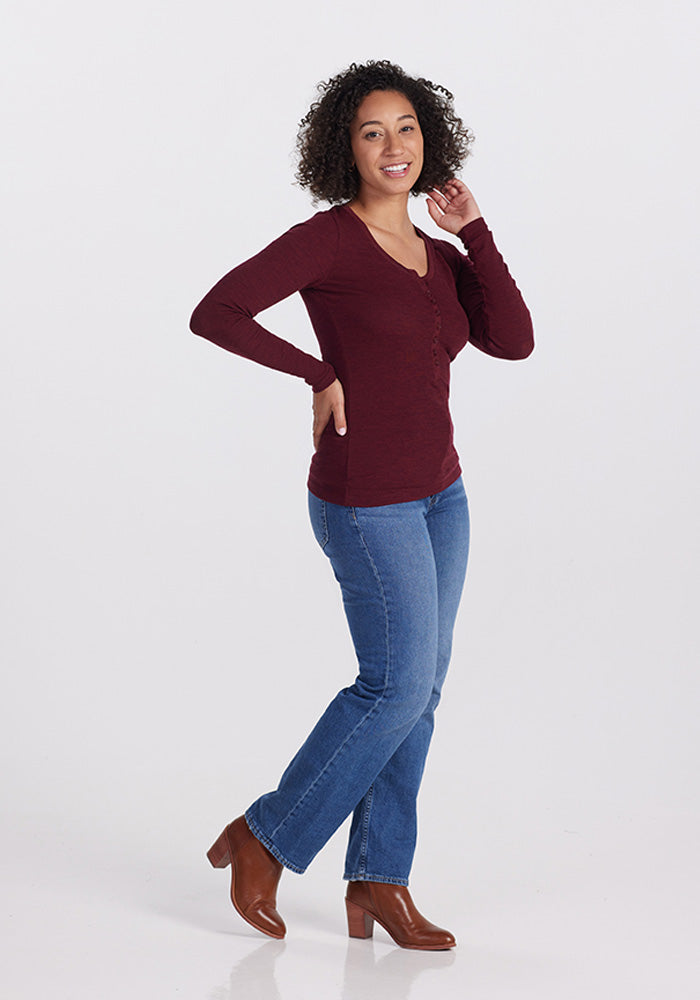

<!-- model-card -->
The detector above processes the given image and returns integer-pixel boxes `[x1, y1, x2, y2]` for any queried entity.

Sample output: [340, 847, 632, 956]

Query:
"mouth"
[380, 162, 411, 178]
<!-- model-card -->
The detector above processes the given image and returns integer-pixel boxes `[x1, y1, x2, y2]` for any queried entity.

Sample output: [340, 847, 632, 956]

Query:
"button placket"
[421, 281, 442, 368]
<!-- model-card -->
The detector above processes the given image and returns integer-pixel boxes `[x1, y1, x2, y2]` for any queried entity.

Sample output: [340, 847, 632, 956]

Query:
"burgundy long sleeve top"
[190, 202, 534, 506]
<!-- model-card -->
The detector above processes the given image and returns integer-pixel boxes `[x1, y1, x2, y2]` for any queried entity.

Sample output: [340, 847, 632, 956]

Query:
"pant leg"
[246, 494, 438, 881]
[244, 491, 441, 877]
[344, 475, 470, 883]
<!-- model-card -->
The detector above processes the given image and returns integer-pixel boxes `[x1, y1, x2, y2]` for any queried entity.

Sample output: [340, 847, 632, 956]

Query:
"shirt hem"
[307, 463, 462, 507]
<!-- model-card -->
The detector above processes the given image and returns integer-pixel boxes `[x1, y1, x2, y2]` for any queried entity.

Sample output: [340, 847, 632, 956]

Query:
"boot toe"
[432, 929, 456, 950]
[416, 920, 456, 950]
[244, 901, 286, 939]
[399, 926, 456, 950]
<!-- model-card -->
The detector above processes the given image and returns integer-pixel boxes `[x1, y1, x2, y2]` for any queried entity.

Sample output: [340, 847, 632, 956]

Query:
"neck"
[347, 190, 414, 236]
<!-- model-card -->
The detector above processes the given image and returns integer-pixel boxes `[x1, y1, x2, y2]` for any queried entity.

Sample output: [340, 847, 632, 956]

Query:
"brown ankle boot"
[208, 816, 286, 939]
[345, 880, 456, 950]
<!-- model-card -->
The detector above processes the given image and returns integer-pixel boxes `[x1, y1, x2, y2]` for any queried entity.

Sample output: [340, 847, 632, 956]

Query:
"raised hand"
[312, 378, 347, 451]
[426, 179, 482, 235]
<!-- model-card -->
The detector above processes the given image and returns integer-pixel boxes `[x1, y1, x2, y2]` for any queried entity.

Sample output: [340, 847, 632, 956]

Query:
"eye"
[400, 125, 414, 132]
[363, 130, 381, 140]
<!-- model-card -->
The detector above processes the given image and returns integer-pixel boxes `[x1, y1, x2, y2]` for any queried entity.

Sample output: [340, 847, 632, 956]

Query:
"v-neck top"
[343, 203, 432, 279]
[190, 202, 534, 506]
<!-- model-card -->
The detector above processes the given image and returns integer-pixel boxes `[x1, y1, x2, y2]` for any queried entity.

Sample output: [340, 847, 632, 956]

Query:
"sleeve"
[189, 211, 339, 393]
[452, 216, 535, 361]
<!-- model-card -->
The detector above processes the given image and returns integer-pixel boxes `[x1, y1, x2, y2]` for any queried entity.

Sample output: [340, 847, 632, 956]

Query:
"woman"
[190, 59, 534, 951]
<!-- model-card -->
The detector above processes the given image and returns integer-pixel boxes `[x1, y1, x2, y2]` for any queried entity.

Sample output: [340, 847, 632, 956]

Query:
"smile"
[380, 162, 410, 177]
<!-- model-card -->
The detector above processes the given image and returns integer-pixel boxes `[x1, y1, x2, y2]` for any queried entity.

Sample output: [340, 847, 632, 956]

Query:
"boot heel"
[207, 828, 231, 869]
[346, 898, 374, 939]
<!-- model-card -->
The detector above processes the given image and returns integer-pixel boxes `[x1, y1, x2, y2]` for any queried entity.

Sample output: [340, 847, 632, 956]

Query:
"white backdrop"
[3, 1, 698, 997]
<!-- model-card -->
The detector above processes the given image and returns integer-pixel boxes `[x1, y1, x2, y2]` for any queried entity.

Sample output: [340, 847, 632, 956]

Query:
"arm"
[426, 179, 535, 361]
[454, 217, 535, 361]
[189, 211, 339, 392]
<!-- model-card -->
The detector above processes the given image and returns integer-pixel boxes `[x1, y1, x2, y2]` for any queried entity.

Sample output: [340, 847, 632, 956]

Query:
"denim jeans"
[245, 474, 470, 885]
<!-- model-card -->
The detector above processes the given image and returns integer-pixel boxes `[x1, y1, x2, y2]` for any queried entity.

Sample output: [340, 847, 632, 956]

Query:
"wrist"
[310, 364, 336, 394]
[457, 216, 488, 242]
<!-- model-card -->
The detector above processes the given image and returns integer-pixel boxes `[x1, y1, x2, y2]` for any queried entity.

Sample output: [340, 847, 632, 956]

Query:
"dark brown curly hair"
[294, 59, 475, 205]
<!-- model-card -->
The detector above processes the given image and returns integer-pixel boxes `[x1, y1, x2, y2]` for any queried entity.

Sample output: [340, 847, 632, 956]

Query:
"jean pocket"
[308, 491, 329, 550]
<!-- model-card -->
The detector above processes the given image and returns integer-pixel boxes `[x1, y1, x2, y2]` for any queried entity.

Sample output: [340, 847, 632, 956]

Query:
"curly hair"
[294, 59, 475, 205]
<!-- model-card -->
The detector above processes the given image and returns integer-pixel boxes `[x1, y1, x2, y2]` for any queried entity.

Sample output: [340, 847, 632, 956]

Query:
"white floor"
[4, 805, 698, 999]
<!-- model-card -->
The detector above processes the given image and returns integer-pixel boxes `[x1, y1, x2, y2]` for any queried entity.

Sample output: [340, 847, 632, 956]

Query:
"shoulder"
[250, 204, 341, 284]
[270, 205, 341, 270]
[283, 203, 342, 244]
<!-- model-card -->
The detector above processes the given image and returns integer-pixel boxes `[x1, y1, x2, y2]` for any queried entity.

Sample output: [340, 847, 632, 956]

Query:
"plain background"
[2, 1, 698, 997]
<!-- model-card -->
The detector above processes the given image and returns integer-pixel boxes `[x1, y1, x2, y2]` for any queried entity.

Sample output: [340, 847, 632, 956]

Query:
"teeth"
[382, 163, 408, 172]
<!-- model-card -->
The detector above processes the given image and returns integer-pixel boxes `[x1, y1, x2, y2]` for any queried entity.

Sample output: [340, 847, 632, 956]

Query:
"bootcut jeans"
[245, 473, 470, 885]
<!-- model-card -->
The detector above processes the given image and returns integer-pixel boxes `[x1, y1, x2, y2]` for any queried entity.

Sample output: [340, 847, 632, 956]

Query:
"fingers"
[425, 195, 442, 221]
[333, 399, 347, 436]
[313, 404, 332, 451]
[313, 419, 327, 452]
[431, 179, 468, 204]
[429, 188, 448, 210]
[312, 378, 346, 450]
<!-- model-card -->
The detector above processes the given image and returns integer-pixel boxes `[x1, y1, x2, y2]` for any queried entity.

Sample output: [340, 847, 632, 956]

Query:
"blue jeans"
[245, 474, 470, 885]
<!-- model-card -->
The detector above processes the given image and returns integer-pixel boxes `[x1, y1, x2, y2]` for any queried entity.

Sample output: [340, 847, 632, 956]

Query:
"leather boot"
[207, 816, 286, 939]
[345, 880, 456, 950]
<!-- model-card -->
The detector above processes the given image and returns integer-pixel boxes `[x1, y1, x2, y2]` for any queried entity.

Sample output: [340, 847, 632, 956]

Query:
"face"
[349, 89, 424, 199]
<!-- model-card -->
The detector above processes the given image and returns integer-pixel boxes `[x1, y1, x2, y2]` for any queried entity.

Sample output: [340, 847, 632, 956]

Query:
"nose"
[385, 131, 405, 156]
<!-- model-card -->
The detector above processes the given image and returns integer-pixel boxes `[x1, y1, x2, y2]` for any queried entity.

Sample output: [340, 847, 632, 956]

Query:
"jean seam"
[320, 498, 329, 549]
[269, 510, 392, 843]
[357, 782, 374, 876]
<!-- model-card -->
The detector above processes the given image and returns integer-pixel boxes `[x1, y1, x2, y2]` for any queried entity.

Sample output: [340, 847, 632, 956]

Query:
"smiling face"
[348, 89, 424, 201]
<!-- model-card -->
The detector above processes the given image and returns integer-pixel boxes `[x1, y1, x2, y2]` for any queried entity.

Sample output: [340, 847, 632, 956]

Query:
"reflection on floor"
[3, 808, 698, 999]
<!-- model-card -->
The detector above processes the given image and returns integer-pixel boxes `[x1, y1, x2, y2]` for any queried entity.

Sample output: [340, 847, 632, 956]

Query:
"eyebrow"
[359, 114, 417, 129]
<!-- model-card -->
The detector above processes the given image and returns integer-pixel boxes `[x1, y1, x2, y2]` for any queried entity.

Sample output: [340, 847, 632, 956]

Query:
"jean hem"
[244, 809, 306, 875]
[343, 872, 409, 886]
